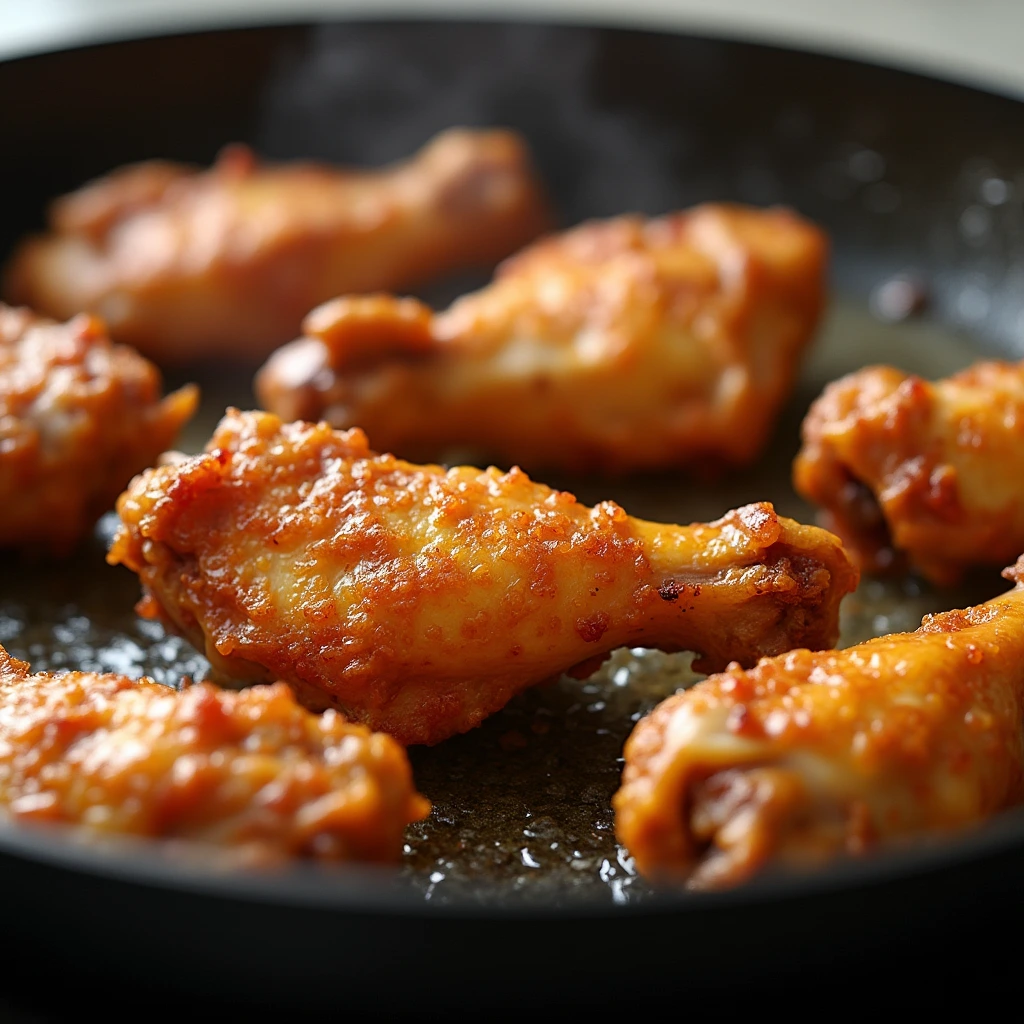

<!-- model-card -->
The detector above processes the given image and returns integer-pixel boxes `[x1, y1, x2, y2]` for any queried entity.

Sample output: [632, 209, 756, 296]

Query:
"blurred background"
[3, 0, 1024, 99]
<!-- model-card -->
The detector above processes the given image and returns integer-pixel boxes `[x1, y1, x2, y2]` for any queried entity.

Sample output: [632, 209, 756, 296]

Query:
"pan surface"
[2, 18, 1024, 1010]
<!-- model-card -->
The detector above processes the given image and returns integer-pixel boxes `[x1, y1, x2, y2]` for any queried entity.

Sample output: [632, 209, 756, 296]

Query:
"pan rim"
[2, 800, 1024, 917]
[3, 3, 1024, 105]
[3, 14, 1024, 920]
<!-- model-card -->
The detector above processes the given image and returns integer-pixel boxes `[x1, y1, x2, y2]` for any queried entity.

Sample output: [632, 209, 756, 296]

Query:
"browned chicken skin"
[108, 409, 857, 745]
[0, 303, 197, 554]
[4, 129, 550, 363]
[794, 361, 1024, 585]
[615, 558, 1024, 890]
[0, 645, 428, 861]
[255, 204, 827, 474]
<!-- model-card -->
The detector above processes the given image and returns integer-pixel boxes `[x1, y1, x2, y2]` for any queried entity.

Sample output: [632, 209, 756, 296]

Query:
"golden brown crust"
[615, 559, 1024, 889]
[0, 644, 428, 861]
[794, 361, 1024, 585]
[0, 303, 197, 554]
[4, 129, 551, 363]
[108, 409, 857, 745]
[256, 203, 827, 474]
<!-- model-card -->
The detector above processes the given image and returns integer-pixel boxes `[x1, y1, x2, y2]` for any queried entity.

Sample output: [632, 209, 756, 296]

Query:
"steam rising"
[254, 22, 704, 222]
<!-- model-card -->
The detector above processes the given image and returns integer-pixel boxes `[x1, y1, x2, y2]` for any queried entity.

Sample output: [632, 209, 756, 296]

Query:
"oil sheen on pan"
[0, 302, 1005, 906]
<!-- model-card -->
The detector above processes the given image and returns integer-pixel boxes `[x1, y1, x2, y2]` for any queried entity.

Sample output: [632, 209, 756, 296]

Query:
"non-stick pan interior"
[2, 18, 1024, 1007]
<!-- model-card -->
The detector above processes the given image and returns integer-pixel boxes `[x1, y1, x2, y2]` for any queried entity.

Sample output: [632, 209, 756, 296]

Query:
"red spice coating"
[0, 645, 428, 861]
[109, 409, 856, 745]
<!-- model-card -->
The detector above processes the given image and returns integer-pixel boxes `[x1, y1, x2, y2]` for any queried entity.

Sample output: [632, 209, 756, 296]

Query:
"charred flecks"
[659, 580, 701, 602]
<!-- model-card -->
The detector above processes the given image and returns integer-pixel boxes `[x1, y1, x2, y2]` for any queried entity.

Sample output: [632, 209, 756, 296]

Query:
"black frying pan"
[1, 18, 1024, 1015]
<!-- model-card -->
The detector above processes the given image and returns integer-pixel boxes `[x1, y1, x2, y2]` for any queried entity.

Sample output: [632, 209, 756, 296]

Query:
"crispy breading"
[4, 129, 550, 363]
[615, 557, 1024, 889]
[108, 409, 857, 745]
[256, 204, 826, 473]
[0, 303, 197, 554]
[0, 644, 428, 861]
[794, 360, 1024, 584]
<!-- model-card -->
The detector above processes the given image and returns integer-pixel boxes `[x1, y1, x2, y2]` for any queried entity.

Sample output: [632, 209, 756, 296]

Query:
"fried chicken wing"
[794, 361, 1024, 585]
[0, 645, 428, 861]
[4, 129, 550, 363]
[255, 204, 826, 474]
[615, 557, 1024, 890]
[0, 303, 197, 554]
[107, 409, 857, 745]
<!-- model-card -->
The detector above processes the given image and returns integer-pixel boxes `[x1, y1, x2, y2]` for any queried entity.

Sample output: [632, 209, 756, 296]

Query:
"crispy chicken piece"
[107, 409, 857, 745]
[255, 204, 826, 474]
[0, 644, 428, 861]
[0, 303, 197, 554]
[4, 129, 550, 363]
[794, 361, 1024, 585]
[615, 557, 1024, 890]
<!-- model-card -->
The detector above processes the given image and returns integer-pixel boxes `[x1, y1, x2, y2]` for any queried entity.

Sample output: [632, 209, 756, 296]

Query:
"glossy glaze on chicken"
[795, 360, 1024, 585]
[615, 558, 1024, 889]
[5, 129, 550, 363]
[108, 409, 857, 745]
[256, 204, 826, 473]
[0, 303, 197, 554]
[0, 645, 428, 860]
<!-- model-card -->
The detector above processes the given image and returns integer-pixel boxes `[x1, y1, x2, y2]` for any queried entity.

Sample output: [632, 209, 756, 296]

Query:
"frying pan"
[2, 16, 1024, 1014]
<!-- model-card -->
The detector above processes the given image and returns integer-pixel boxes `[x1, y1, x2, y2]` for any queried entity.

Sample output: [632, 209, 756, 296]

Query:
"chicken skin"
[0, 303, 197, 554]
[794, 361, 1024, 585]
[4, 129, 550, 363]
[0, 645, 428, 861]
[107, 409, 857, 745]
[255, 204, 827, 475]
[615, 557, 1024, 890]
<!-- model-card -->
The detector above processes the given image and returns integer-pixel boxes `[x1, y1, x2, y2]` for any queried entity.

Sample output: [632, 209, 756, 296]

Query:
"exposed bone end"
[1001, 554, 1024, 587]
[303, 294, 435, 369]
[256, 294, 437, 421]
